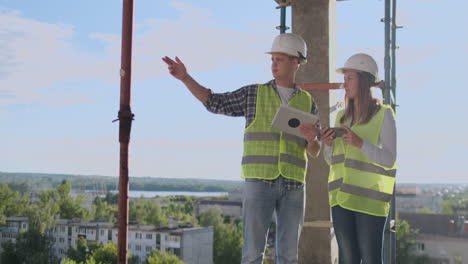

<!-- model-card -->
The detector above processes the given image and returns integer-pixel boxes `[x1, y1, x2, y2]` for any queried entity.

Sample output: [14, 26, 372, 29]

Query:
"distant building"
[228, 188, 243, 201]
[399, 212, 468, 264]
[0, 217, 213, 264]
[396, 187, 443, 213]
[193, 199, 242, 219]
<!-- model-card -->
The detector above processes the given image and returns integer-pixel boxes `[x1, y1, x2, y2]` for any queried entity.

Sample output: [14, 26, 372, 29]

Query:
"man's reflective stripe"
[242, 155, 278, 165]
[344, 159, 396, 177]
[340, 183, 393, 202]
[242, 154, 306, 168]
[331, 155, 345, 165]
[244, 132, 280, 141]
[244, 132, 307, 147]
[280, 153, 306, 168]
[282, 133, 307, 147]
[328, 178, 343, 191]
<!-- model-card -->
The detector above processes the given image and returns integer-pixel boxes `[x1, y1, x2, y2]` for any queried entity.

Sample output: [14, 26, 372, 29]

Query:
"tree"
[146, 249, 185, 264]
[0, 229, 59, 264]
[60, 258, 96, 264]
[27, 190, 59, 233]
[129, 197, 167, 225]
[55, 181, 88, 220]
[90, 199, 117, 222]
[199, 207, 223, 227]
[102, 191, 119, 205]
[396, 218, 431, 264]
[91, 242, 118, 264]
[63, 240, 137, 264]
[199, 207, 242, 264]
[0, 183, 30, 224]
[66, 237, 100, 263]
[7, 181, 31, 194]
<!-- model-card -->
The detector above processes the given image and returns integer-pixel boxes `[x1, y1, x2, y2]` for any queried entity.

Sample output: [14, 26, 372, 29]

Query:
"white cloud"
[0, 11, 117, 105]
[0, 3, 276, 106]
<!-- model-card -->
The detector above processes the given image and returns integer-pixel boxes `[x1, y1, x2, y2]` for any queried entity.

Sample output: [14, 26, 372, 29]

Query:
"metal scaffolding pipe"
[383, 0, 391, 105]
[280, 6, 287, 33]
[117, 0, 135, 263]
[389, 0, 397, 263]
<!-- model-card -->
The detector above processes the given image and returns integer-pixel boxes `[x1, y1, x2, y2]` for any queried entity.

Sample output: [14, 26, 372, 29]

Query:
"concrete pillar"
[292, 1, 338, 263]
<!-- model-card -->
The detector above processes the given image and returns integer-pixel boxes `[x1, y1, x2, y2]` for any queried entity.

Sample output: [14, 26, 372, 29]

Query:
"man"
[163, 33, 320, 264]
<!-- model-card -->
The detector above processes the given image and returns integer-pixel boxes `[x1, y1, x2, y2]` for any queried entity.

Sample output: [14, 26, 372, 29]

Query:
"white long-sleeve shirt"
[323, 108, 397, 168]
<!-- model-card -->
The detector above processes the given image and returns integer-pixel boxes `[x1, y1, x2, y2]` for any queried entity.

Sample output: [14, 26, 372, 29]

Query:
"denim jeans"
[241, 177, 305, 264]
[332, 205, 387, 264]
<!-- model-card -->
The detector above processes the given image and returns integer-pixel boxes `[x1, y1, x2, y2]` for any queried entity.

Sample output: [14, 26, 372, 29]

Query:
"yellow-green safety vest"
[241, 84, 312, 182]
[328, 105, 397, 217]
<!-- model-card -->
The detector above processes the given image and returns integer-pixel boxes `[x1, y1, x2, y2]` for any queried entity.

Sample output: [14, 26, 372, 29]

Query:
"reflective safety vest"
[241, 84, 312, 182]
[328, 105, 397, 217]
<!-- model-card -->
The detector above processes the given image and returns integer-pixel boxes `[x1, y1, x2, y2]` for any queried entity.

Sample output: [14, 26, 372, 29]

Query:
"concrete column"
[292, 1, 338, 263]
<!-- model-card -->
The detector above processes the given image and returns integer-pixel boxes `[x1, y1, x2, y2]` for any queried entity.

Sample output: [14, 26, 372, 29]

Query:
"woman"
[321, 53, 397, 264]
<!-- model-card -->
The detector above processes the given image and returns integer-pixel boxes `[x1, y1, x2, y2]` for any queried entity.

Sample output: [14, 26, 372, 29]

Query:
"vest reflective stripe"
[242, 154, 306, 168]
[345, 159, 397, 177]
[244, 132, 280, 141]
[242, 155, 277, 165]
[243, 132, 306, 147]
[328, 178, 343, 191]
[340, 183, 393, 202]
[280, 153, 306, 168]
[282, 133, 307, 147]
[331, 154, 345, 165]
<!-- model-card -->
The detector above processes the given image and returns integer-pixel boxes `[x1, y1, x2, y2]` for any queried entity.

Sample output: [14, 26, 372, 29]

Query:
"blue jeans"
[332, 205, 387, 264]
[242, 177, 305, 264]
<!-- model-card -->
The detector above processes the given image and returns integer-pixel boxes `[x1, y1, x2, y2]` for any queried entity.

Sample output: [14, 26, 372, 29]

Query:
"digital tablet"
[271, 105, 319, 138]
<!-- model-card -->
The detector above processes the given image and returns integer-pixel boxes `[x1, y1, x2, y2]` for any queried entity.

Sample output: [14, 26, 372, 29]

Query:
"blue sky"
[0, 0, 466, 183]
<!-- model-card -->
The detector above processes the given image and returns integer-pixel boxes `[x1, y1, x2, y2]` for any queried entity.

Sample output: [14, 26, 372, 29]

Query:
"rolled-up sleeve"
[204, 86, 249, 117]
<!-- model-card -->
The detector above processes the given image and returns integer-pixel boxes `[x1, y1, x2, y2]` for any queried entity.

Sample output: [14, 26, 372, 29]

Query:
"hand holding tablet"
[271, 105, 320, 138]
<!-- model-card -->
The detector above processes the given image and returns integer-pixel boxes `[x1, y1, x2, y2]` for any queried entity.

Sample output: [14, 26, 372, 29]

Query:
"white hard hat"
[266, 33, 307, 65]
[336, 53, 380, 82]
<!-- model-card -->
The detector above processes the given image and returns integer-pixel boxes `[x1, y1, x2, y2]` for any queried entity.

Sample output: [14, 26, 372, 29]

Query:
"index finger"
[162, 56, 176, 65]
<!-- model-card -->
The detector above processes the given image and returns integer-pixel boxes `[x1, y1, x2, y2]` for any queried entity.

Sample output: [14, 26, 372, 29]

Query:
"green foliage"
[90, 198, 117, 222]
[146, 249, 185, 264]
[27, 190, 60, 233]
[7, 181, 31, 194]
[64, 240, 137, 264]
[396, 218, 431, 264]
[66, 237, 100, 263]
[199, 207, 224, 227]
[91, 242, 117, 264]
[0, 172, 242, 193]
[27, 181, 89, 232]
[0, 183, 30, 224]
[162, 197, 197, 226]
[130, 197, 167, 225]
[0, 229, 59, 264]
[199, 207, 242, 264]
[55, 181, 89, 220]
[102, 192, 119, 205]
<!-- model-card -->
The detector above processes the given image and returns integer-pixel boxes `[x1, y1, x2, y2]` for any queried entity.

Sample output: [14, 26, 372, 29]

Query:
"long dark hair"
[340, 71, 381, 125]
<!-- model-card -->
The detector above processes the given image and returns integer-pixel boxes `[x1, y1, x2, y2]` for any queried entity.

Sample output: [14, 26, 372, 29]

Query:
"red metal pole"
[117, 0, 134, 263]
[299, 83, 342, 91]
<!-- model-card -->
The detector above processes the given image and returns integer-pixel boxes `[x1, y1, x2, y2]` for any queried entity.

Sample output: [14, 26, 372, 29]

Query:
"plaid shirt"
[204, 80, 319, 190]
